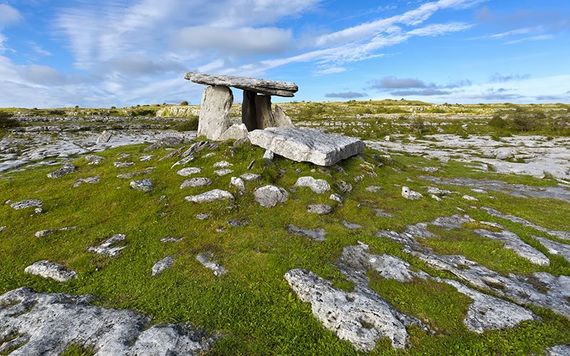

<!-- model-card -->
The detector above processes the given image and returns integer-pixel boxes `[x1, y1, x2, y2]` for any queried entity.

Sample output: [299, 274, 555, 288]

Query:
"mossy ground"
[0, 139, 568, 355]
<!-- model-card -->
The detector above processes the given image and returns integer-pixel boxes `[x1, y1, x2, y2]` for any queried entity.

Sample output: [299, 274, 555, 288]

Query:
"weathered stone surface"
[85, 154, 104, 165]
[230, 177, 246, 195]
[548, 345, 570, 356]
[185, 72, 298, 97]
[287, 225, 326, 241]
[242, 90, 258, 130]
[10, 199, 42, 210]
[117, 167, 155, 179]
[185, 189, 234, 203]
[96, 130, 112, 144]
[196, 213, 210, 220]
[335, 180, 353, 193]
[294, 176, 331, 194]
[213, 160, 232, 168]
[249, 127, 365, 166]
[152, 256, 175, 276]
[73, 176, 100, 188]
[197, 85, 233, 140]
[463, 194, 478, 201]
[482, 207, 570, 240]
[145, 136, 185, 151]
[285, 268, 424, 351]
[160, 236, 182, 243]
[114, 161, 134, 168]
[88, 234, 126, 257]
[307, 204, 333, 215]
[263, 149, 274, 160]
[273, 105, 294, 127]
[0, 287, 216, 355]
[47, 162, 76, 179]
[130, 179, 153, 192]
[366, 185, 382, 193]
[24, 260, 77, 282]
[329, 193, 343, 203]
[196, 252, 227, 276]
[254, 185, 289, 208]
[35, 226, 76, 238]
[214, 169, 233, 176]
[219, 123, 249, 141]
[255, 95, 275, 129]
[474, 229, 550, 266]
[534, 236, 570, 262]
[177, 167, 202, 176]
[402, 186, 422, 200]
[343, 221, 362, 230]
[180, 177, 212, 189]
[240, 173, 261, 181]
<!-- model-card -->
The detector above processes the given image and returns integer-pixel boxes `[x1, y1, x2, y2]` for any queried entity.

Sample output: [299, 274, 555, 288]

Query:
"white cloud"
[0, 4, 22, 28]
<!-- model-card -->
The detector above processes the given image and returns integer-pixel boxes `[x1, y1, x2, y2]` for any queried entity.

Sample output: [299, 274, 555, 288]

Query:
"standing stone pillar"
[242, 90, 258, 131]
[255, 95, 276, 129]
[198, 85, 233, 140]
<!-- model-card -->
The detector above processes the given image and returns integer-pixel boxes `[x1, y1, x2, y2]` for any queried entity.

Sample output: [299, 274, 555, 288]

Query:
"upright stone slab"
[198, 85, 233, 140]
[242, 90, 258, 131]
[255, 95, 276, 129]
[249, 127, 365, 166]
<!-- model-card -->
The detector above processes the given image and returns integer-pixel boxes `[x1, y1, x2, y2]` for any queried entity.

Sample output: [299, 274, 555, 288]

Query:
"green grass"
[0, 139, 569, 354]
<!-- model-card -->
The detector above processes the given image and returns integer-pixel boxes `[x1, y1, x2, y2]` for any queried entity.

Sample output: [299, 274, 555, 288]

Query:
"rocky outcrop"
[249, 127, 365, 166]
[180, 177, 212, 189]
[196, 252, 227, 276]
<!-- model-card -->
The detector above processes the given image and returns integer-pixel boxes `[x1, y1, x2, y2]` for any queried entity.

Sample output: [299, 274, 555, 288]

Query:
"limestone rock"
[219, 123, 248, 141]
[402, 186, 422, 200]
[177, 167, 202, 176]
[24, 261, 77, 282]
[180, 177, 212, 189]
[196, 213, 210, 220]
[463, 194, 479, 201]
[335, 180, 353, 193]
[185, 72, 298, 97]
[0, 288, 216, 355]
[548, 345, 570, 356]
[130, 179, 153, 192]
[213, 161, 232, 168]
[47, 163, 76, 179]
[294, 176, 331, 194]
[249, 127, 365, 166]
[140, 155, 153, 162]
[263, 149, 274, 160]
[185, 189, 234, 203]
[214, 169, 233, 176]
[343, 221, 362, 230]
[254, 185, 289, 208]
[88, 234, 126, 257]
[307, 204, 333, 215]
[482, 207, 570, 241]
[85, 154, 104, 165]
[242, 90, 258, 131]
[255, 95, 275, 129]
[197, 85, 233, 140]
[160, 237, 182, 243]
[330, 193, 343, 203]
[287, 225, 326, 241]
[114, 161, 134, 168]
[273, 105, 294, 127]
[10, 199, 42, 210]
[474, 229, 550, 266]
[151, 256, 175, 276]
[196, 252, 227, 276]
[35, 226, 76, 238]
[96, 130, 112, 144]
[73, 176, 100, 188]
[240, 173, 261, 181]
[230, 177, 246, 195]
[534, 236, 570, 262]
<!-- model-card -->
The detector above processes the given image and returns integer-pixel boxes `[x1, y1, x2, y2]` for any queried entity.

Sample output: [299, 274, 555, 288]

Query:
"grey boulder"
[24, 261, 77, 282]
[254, 185, 289, 208]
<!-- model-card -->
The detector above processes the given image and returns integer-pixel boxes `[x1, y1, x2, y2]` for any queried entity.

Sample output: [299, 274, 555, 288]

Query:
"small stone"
[0, 226, 6, 233]
[214, 169, 233, 176]
[47, 163, 76, 179]
[463, 195, 479, 201]
[254, 185, 289, 208]
[34, 227, 76, 238]
[177, 167, 202, 176]
[247, 160, 256, 170]
[402, 186, 422, 200]
[294, 176, 331, 194]
[185, 190, 234, 203]
[213, 161, 232, 168]
[24, 260, 77, 282]
[196, 213, 211, 220]
[160, 237, 182, 243]
[230, 177, 246, 195]
[140, 155, 153, 162]
[343, 221, 362, 229]
[73, 176, 100, 188]
[240, 173, 261, 181]
[374, 209, 393, 218]
[88, 234, 126, 256]
[329, 193, 343, 203]
[430, 194, 442, 201]
[196, 252, 227, 276]
[335, 180, 353, 193]
[228, 219, 250, 227]
[287, 225, 326, 241]
[130, 179, 153, 192]
[117, 153, 131, 159]
[366, 186, 382, 193]
[85, 154, 103, 165]
[96, 130, 112, 144]
[114, 161, 135, 168]
[263, 149, 274, 160]
[117, 167, 155, 180]
[10, 199, 43, 210]
[307, 204, 333, 215]
[151, 256, 175, 276]
[427, 186, 452, 196]
[548, 345, 570, 356]
[180, 177, 212, 189]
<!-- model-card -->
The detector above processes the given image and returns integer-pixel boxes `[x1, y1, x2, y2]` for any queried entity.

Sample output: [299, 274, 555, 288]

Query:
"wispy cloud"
[369, 76, 472, 96]
[325, 91, 368, 99]
[490, 73, 530, 83]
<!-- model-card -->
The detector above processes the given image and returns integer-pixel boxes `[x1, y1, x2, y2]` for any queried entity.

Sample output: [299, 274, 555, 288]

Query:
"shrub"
[180, 100, 189, 106]
[489, 115, 507, 129]
[410, 117, 428, 135]
[0, 112, 19, 128]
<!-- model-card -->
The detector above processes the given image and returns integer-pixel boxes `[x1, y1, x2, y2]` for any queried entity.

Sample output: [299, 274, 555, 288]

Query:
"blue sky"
[0, 0, 569, 107]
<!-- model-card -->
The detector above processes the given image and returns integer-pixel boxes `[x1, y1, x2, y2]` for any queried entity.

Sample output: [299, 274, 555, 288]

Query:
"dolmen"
[185, 72, 364, 166]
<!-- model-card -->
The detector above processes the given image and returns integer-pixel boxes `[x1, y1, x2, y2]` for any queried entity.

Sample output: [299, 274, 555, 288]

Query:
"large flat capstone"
[185, 72, 298, 97]
[248, 127, 365, 166]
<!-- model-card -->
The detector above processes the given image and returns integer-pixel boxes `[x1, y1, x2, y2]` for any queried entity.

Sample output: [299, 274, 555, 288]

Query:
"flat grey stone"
[85, 154, 104, 165]
[534, 236, 570, 262]
[254, 185, 289, 208]
[343, 221, 362, 229]
[96, 130, 112, 144]
[180, 177, 212, 189]
[294, 176, 331, 194]
[329, 193, 343, 203]
[10, 199, 42, 210]
[196, 213, 210, 220]
[287, 225, 326, 241]
[219, 123, 248, 141]
[177, 167, 202, 176]
[117, 167, 155, 180]
[185, 72, 298, 97]
[240, 173, 261, 181]
[548, 345, 570, 356]
[366, 186, 382, 193]
[474, 229, 550, 266]
[249, 127, 365, 166]
[24, 260, 77, 282]
[35, 226, 76, 238]
[230, 177, 246, 194]
[0, 288, 216, 355]
[47, 163, 76, 179]
[114, 161, 135, 168]
[139, 155, 153, 162]
[307, 204, 333, 215]
[73, 176, 100, 188]
[214, 169, 233, 176]
[88, 234, 126, 257]
[196, 252, 227, 276]
[160, 237, 182, 243]
[185, 189, 234, 203]
[151, 256, 175, 276]
[213, 161, 232, 168]
[482, 207, 570, 240]
[130, 179, 153, 192]
[402, 186, 422, 200]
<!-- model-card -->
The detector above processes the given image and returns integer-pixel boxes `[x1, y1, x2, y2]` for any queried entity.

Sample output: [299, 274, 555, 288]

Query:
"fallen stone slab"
[294, 176, 331, 194]
[185, 72, 298, 97]
[249, 127, 365, 166]
[0, 287, 217, 355]
[24, 260, 77, 282]
[10, 199, 42, 210]
[254, 185, 289, 208]
[185, 189, 234, 203]
[35, 226, 76, 238]
[196, 252, 227, 276]
[152, 256, 175, 276]
[287, 225, 326, 242]
[88, 234, 127, 257]
[47, 163, 76, 179]
[177, 167, 202, 176]
[219, 123, 249, 141]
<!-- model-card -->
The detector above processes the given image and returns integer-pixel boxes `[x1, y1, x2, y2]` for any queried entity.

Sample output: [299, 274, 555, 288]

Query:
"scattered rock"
[117, 167, 155, 180]
[401, 186, 422, 200]
[24, 261, 77, 282]
[254, 185, 289, 208]
[146, 136, 185, 151]
[230, 177, 246, 195]
[427, 186, 452, 196]
[0, 226, 6, 233]
[88, 234, 127, 257]
[343, 221, 362, 229]
[366, 186, 382, 193]
[214, 169, 233, 176]
[114, 161, 135, 168]
[482, 207, 570, 241]
[228, 219, 250, 227]
[130, 179, 153, 192]
[10, 199, 42, 210]
[294, 176, 330, 194]
[213, 161, 232, 168]
[47, 163, 76, 179]
[374, 208, 393, 218]
[219, 123, 249, 141]
[240, 173, 261, 181]
[287, 225, 326, 241]
[160, 237, 182, 243]
[196, 252, 227, 276]
[73, 176, 100, 188]
[329, 193, 343, 203]
[185, 190, 234, 203]
[548, 345, 570, 356]
[307, 204, 333, 215]
[0, 287, 217, 355]
[177, 167, 202, 176]
[85, 154, 104, 165]
[34, 226, 76, 238]
[96, 130, 112, 144]
[474, 228, 550, 266]
[196, 213, 210, 220]
[335, 180, 353, 193]
[139, 155, 153, 162]
[263, 149, 274, 160]
[180, 177, 212, 189]
[151, 256, 175, 276]
[463, 194, 478, 201]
